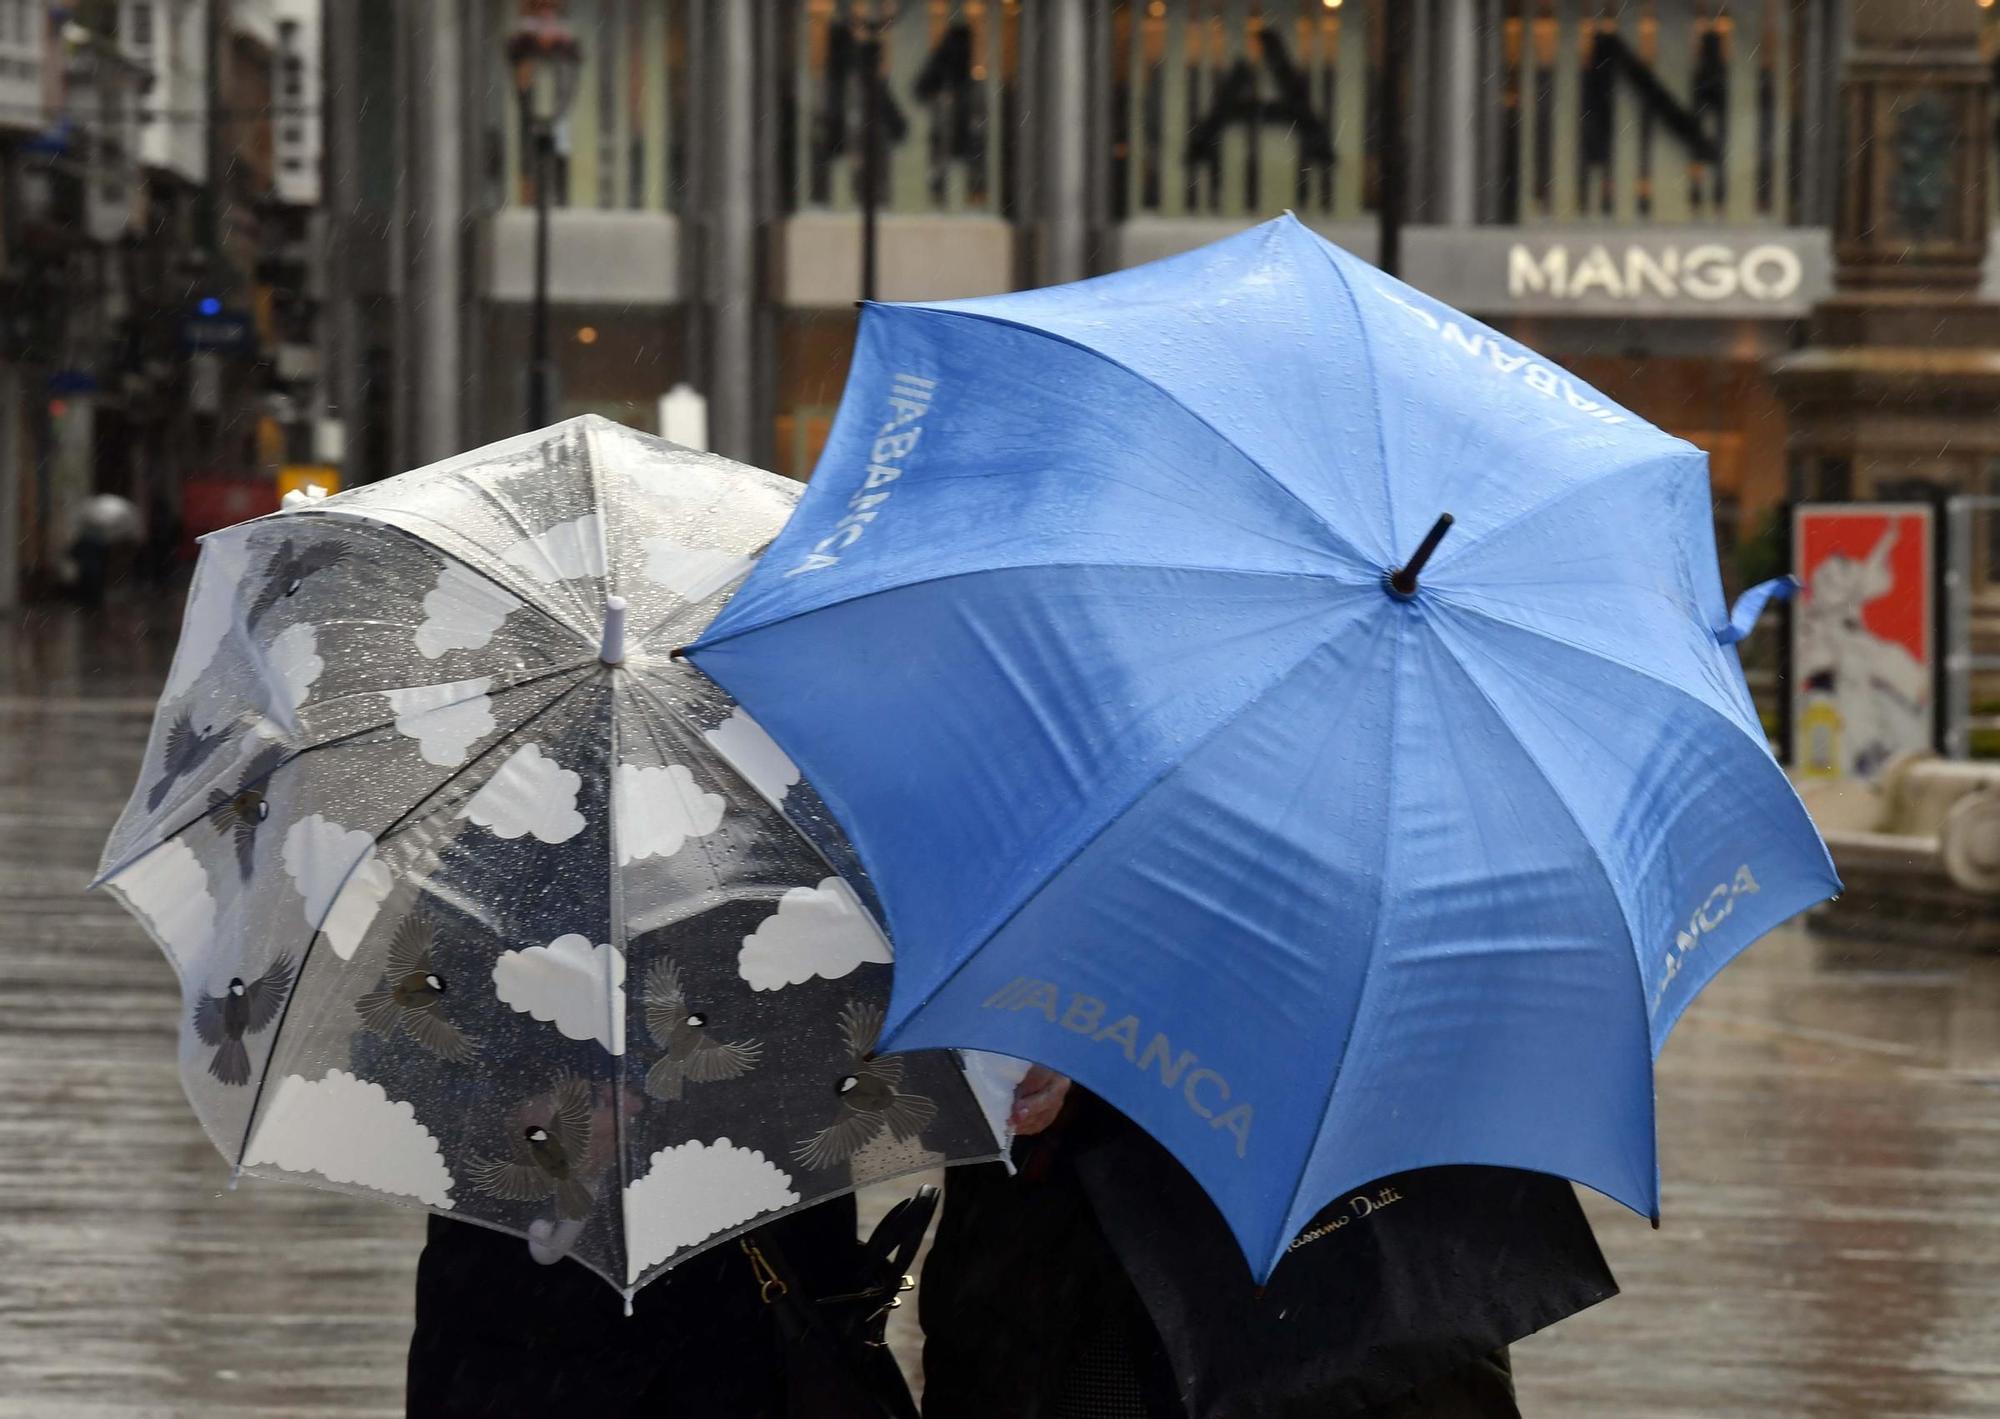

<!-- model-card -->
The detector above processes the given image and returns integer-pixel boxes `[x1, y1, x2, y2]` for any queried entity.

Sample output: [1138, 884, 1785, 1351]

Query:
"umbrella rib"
[1425, 451, 1700, 574]
[227, 668, 603, 1177]
[876, 603, 1371, 1053]
[1265, 613, 1407, 1270]
[277, 505, 594, 648]
[1302, 229, 1398, 563]
[692, 561, 1364, 653]
[1417, 617, 1661, 1205]
[603, 666, 633, 1296]
[889, 305, 1380, 574]
[1428, 594, 1772, 754]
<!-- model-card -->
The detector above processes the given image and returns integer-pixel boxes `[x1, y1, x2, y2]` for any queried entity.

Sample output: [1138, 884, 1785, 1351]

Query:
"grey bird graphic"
[147, 710, 238, 811]
[246, 537, 351, 628]
[792, 1001, 937, 1171]
[206, 741, 288, 880]
[191, 956, 296, 1086]
[467, 1075, 596, 1222]
[642, 958, 761, 1102]
[354, 912, 478, 1064]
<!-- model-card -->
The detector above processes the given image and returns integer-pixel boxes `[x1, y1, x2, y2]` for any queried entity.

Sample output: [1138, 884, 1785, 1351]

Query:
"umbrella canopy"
[688, 217, 1841, 1281]
[95, 416, 1004, 1301]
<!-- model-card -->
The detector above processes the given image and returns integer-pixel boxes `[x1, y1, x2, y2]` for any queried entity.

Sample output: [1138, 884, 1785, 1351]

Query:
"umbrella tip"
[599, 596, 628, 666]
[1387, 513, 1454, 598]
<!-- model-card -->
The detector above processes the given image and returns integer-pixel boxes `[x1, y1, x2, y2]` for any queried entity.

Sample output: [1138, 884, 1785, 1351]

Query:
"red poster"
[1791, 504, 1935, 781]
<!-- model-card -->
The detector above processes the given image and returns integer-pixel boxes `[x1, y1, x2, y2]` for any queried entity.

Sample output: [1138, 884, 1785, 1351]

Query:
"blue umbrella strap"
[1716, 575, 1800, 645]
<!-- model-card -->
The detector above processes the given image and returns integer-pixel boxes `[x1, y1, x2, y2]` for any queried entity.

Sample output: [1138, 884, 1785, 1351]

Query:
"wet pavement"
[2, 601, 1997, 1417]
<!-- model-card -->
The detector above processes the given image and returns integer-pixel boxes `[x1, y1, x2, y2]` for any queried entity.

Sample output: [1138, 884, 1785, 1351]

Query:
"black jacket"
[407, 1200, 862, 1417]
[921, 1094, 1617, 1419]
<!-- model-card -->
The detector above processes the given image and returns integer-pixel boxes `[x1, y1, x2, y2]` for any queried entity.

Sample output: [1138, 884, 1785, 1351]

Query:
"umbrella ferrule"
[1387, 513, 1454, 598]
[599, 596, 628, 666]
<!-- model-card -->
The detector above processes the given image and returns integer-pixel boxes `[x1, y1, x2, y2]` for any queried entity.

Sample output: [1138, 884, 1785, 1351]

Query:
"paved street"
[2, 602, 1996, 1417]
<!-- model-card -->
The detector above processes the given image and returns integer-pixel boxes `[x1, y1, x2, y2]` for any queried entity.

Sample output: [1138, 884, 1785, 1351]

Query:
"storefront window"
[783, 1, 1021, 216]
[1110, 0, 1379, 223]
[1495, 0, 1803, 225]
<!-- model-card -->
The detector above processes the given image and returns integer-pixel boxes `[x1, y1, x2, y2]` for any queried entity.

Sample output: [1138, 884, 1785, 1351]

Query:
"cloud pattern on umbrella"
[96, 417, 1003, 1298]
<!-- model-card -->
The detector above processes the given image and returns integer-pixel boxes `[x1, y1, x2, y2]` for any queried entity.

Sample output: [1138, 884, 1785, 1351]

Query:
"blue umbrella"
[688, 216, 1838, 1280]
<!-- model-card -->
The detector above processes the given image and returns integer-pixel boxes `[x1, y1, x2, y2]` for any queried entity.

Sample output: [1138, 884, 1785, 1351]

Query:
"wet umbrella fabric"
[94, 417, 1004, 1301]
[687, 216, 1841, 1282]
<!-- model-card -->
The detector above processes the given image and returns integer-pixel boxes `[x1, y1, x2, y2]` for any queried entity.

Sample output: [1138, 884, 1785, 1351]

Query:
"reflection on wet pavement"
[3, 605, 1995, 1416]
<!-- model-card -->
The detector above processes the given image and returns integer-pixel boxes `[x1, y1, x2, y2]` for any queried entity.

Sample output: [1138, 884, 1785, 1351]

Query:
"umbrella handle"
[1388, 513, 1454, 598]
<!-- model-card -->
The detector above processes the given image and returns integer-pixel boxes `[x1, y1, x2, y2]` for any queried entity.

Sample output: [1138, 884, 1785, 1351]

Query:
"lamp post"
[852, 4, 898, 303]
[505, 4, 582, 431]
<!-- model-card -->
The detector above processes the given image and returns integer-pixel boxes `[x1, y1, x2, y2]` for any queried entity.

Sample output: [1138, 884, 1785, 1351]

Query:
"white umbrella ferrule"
[599, 596, 628, 666]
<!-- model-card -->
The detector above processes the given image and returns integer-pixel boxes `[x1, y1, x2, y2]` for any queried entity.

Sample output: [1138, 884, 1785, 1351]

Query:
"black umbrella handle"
[1388, 513, 1454, 598]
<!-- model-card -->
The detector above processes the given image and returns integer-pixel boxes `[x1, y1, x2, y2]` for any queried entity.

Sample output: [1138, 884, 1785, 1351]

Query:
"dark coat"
[920, 1094, 1617, 1419]
[407, 1198, 861, 1417]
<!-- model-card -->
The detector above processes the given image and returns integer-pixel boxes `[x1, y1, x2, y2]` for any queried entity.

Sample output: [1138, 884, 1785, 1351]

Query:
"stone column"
[705, 0, 762, 464]
[410, 0, 465, 465]
[1036, 0, 1091, 286]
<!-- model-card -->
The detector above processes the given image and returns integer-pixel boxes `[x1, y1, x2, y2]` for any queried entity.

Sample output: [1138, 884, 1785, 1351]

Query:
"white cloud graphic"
[461, 744, 585, 844]
[492, 934, 625, 1054]
[623, 1138, 799, 1283]
[640, 538, 750, 601]
[499, 511, 605, 584]
[704, 709, 799, 807]
[613, 763, 724, 864]
[738, 877, 892, 992]
[416, 565, 522, 660]
[164, 537, 251, 700]
[282, 814, 393, 961]
[384, 677, 495, 767]
[109, 839, 215, 971]
[244, 1069, 455, 1207]
[266, 623, 323, 710]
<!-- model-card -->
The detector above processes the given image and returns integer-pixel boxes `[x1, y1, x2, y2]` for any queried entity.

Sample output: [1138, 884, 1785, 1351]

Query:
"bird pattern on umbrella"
[245, 537, 352, 629]
[148, 710, 239, 812]
[466, 1075, 597, 1222]
[793, 1001, 938, 1171]
[205, 740, 288, 879]
[191, 956, 296, 1086]
[641, 957, 762, 1102]
[95, 417, 1006, 1297]
[355, 911, 479, 1064]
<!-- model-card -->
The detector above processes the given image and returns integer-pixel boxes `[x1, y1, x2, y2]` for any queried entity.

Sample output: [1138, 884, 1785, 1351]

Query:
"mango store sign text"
[1506, 241, 1805, 306]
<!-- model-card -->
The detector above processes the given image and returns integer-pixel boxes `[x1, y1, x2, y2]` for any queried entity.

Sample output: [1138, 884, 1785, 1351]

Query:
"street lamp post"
[852, 5, 897, 304]
[505, 5, 582, 431]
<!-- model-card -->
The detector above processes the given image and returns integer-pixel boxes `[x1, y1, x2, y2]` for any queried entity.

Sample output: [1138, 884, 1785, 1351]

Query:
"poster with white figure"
[1791, 505, 1935, 782]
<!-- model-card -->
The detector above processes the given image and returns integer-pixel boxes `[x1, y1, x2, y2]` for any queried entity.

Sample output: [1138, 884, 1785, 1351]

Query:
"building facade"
[0, 0, 325, 605]
[342, 0, 2000, 611]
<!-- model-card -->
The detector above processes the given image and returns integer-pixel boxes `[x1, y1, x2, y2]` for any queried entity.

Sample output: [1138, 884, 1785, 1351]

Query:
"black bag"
[746, 1185, 939, 1419]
